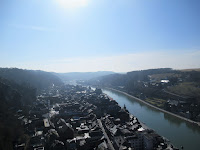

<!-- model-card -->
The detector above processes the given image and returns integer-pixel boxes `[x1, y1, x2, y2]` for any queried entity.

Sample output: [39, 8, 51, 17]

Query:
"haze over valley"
[1, 0, 200, 150]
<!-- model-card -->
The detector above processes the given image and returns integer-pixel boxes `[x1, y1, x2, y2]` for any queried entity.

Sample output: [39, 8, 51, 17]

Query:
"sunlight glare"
[57, 0, 89, 9]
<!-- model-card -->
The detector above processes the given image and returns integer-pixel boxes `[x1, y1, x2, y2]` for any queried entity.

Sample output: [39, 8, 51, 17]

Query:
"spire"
[124, 104, 126, 110]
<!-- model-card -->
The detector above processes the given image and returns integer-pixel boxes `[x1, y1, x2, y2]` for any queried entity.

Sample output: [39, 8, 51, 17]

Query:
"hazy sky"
[1, 0, 200, 72]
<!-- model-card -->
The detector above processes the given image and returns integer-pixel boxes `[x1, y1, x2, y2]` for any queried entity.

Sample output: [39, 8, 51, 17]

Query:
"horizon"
[1, 0, 200, 72]
[1, 66, 200, 74]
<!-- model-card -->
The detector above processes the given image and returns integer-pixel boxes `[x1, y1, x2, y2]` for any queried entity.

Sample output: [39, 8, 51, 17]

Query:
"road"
[97, 119, 115, 150]
[162, 89, 188, 99]
[107, 88, 200, 127]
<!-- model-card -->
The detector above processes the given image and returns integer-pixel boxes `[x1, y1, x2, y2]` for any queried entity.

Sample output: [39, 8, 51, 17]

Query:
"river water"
[102, 88, 200, 150]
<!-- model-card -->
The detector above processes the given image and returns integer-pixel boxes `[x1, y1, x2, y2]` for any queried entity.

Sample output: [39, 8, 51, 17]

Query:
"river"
[102, 88, 200, 150]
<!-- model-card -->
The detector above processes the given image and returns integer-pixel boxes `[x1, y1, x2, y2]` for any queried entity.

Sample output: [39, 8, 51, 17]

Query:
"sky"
[1, 0, 200, 73]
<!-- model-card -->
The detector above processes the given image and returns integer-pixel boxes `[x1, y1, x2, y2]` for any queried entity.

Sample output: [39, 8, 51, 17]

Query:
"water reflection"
[185, 122, 200, 134]
[164, 113, 182, 127]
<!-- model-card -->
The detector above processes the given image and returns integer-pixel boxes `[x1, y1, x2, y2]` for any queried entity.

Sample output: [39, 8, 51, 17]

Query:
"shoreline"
[106, 87, 200, 127]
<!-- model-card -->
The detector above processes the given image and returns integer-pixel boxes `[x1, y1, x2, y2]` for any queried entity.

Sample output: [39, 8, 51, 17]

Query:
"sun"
[56, 0, 89, 9]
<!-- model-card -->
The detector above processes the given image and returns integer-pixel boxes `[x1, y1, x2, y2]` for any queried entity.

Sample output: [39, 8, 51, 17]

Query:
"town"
[15, 84, 177, 150]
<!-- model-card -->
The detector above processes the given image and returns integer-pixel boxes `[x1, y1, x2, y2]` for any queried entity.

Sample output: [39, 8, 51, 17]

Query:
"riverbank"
[106, 88, 200, 127]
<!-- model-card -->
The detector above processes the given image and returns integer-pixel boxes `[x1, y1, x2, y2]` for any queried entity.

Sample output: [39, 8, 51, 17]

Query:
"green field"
[144, 98, 166, 108]
[167, 82, 200, 98]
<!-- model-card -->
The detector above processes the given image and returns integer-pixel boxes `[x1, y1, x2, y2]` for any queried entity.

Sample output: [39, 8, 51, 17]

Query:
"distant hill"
[0, 68, 63, 90]
[180, 68, 200, 72]
[87, 68, 200, 102]
[55, 71, 115, 81]
[88, 68, 175, 86]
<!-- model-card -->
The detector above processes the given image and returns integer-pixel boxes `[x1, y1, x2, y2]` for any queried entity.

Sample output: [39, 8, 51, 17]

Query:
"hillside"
[0, 68, 65, 150]
[88, 68, 200, 99]
[55, 71, 115, 81]
[0, 77, 37, 150]
[88, 68, 175, 86]
[0, 68, 63, 91]
[180, 68, 200, 72]
[87, 68, 200, 121]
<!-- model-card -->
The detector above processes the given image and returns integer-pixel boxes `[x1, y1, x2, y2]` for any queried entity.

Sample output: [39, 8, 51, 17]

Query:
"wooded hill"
[0, 68, 63, 91]
[0, 68, 63, 150]
[87, 68, 200, 102]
